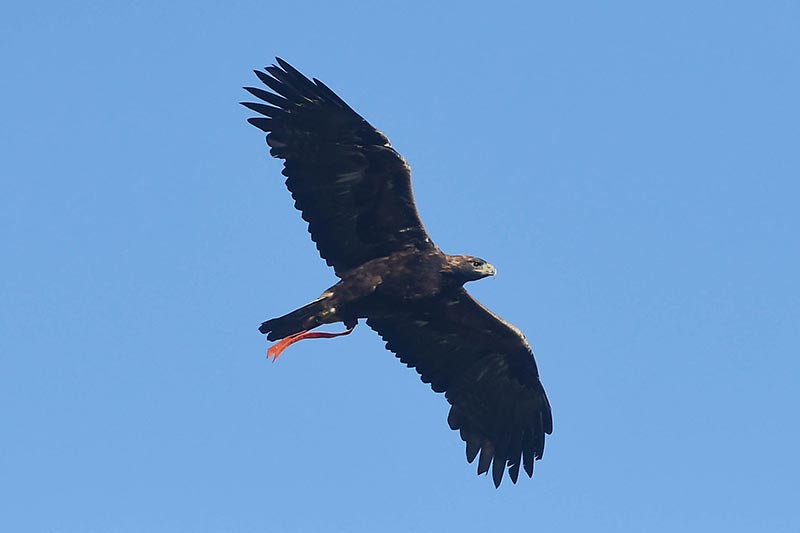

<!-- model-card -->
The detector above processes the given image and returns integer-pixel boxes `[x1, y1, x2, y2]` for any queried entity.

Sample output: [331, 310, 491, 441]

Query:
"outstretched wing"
[243, 58, 435, 276]
[366, 289, 552, 487]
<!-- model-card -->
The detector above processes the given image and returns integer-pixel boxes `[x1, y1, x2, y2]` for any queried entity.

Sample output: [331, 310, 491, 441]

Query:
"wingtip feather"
[509, 460, 521, 484]
[477, 444, 493, 476]
[492, 456, 505, 488]
[247, 117, 273, 132]
[466, 438, 480, 464]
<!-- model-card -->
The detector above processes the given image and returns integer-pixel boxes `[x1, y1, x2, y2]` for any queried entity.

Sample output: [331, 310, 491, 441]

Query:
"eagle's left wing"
[366, 289, 552, 487]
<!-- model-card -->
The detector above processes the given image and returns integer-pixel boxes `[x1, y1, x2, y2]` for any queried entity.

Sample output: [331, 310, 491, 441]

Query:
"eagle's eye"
[471, 260, 483, 267]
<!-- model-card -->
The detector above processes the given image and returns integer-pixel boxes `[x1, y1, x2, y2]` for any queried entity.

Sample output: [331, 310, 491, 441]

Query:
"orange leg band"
[267, 326, 355, 362]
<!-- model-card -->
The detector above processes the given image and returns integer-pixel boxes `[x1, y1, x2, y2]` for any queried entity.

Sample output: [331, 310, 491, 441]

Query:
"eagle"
[243, 58, 553, 487]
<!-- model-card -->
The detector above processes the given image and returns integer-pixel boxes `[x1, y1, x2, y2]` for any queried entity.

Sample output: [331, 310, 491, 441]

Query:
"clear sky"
[2, 1, 799, 531]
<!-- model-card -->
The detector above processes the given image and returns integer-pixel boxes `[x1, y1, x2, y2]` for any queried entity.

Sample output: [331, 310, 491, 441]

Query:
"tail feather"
[259, 300, 326, 341]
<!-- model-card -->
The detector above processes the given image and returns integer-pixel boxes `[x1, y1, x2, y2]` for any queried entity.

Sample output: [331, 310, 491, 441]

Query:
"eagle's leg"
[267, 324, 356, 362]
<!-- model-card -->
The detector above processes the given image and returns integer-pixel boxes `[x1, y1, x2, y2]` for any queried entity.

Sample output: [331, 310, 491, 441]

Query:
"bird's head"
[443, 255, 497, 284]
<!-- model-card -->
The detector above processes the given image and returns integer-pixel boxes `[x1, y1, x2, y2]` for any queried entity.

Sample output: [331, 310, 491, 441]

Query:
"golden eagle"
[243, 58, 552, 487]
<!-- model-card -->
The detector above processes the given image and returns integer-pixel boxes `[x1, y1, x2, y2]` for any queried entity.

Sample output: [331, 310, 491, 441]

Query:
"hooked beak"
[479, 263, 497, 277]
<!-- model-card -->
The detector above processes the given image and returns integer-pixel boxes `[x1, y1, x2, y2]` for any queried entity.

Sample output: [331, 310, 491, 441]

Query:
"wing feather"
[367, 289, 552, 487]
[243, 58, 435, 275]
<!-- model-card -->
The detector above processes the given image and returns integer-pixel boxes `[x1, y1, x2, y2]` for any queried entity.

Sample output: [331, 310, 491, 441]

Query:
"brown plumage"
[243, 58, 553, 487]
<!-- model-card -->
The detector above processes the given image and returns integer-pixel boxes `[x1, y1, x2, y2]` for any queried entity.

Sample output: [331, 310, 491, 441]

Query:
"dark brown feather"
[366, 289, 552, 486]
[243, 58, 434, 276]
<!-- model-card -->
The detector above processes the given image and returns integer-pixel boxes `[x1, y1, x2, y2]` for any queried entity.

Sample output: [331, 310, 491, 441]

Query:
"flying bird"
[243, 58, 552, 487]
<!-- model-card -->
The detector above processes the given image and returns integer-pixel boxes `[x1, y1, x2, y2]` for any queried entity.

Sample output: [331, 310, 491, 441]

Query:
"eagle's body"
[244, 59, 553, 487]
[261, 250, 495, 340]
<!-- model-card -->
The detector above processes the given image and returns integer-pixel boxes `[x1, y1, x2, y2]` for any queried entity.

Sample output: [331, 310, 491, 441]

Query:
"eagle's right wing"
[243, 58, 436, 277]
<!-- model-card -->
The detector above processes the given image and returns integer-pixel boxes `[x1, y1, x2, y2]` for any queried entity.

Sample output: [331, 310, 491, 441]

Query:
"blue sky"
[2, 1, 799, 531]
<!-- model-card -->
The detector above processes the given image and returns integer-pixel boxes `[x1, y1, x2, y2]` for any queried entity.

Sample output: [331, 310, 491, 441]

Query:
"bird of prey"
[242, 58, 552, 487]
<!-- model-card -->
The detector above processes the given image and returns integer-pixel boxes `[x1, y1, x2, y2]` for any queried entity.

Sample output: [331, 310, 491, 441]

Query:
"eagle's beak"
[480, 263, 497, 277]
